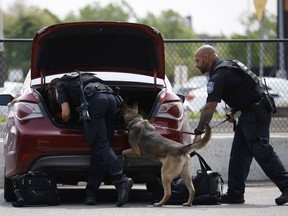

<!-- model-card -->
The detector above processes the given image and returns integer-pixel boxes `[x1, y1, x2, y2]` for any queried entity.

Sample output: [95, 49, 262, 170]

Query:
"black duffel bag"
[151, 152, 224, 205]
[11, 171, 60, 207]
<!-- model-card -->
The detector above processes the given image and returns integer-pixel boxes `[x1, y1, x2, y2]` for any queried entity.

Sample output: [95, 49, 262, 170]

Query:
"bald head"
[196, 45, 217, 57]
[194, 45, 220, 74]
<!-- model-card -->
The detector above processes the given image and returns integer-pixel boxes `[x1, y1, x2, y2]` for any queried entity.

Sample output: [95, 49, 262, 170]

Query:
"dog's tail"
[180, 124, 211, 154]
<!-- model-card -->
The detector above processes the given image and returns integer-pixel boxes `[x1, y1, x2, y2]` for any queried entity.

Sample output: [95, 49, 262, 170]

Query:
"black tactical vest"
[61, 72, 103, 116]
[214, 60, 260, 87]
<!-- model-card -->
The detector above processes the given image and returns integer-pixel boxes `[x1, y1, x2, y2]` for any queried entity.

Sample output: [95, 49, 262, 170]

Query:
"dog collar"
[127, 118, 142, 130]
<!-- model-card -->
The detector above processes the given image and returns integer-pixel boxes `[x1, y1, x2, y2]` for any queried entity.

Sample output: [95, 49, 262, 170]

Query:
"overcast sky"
[2, 0, 277, 36]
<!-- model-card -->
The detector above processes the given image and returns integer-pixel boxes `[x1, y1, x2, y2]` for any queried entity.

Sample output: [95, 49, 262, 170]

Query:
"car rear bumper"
[26, 154, 161, 184]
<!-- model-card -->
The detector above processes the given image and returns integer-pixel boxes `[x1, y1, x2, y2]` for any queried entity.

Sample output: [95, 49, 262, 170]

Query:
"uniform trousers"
[228, 110, 288, 197]
[83, 92, 128, 198]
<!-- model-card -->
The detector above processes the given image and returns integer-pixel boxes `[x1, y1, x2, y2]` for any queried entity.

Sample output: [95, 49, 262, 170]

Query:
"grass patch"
[187, 111, 226, 119]
[0, 115, 7, 122]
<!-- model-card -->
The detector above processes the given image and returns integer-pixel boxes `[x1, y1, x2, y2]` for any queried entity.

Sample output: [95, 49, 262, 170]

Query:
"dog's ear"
[132, 102, 138, 113]
[122, 98, 129, 111]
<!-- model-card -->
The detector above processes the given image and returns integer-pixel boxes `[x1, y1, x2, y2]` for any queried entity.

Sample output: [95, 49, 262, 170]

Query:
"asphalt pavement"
[0, 182, 287, 216]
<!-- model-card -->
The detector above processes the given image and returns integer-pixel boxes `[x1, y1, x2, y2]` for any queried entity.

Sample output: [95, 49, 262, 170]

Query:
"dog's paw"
[122, 148, 134, 155]
[182, 202, 192, 207]
[122, 149, 129, 155]
[153, 202, 163, 207]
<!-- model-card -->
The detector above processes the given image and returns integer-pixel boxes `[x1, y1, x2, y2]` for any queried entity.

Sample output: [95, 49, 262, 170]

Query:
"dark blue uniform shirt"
[207, 60, 263, 111]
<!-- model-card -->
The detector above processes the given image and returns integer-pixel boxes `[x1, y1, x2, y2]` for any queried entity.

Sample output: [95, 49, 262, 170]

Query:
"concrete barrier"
[1, 134, 288, 188]
[190, 133, 288, 182]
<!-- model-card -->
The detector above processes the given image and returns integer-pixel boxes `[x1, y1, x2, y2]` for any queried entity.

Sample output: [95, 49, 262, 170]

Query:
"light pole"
[0, 0, 4, 87]
[278, 0, 287, 78]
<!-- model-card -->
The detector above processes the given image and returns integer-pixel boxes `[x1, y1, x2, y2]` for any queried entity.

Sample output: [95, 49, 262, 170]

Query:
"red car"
[0, 22, 191, 202]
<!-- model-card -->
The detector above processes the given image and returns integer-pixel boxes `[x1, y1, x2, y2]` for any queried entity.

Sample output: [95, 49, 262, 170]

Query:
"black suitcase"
[11, 171, 60, 207]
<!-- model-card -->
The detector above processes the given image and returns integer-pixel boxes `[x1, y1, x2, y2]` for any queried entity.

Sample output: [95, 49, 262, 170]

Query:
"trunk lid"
[31, 22, 165, 81]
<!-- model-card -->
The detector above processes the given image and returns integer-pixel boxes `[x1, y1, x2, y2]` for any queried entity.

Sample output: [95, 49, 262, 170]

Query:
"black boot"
[85, 197, 97, 205]
[116, 178, 133, 207]
[275, 189, 288, 205]
[220, 192, 245, 204]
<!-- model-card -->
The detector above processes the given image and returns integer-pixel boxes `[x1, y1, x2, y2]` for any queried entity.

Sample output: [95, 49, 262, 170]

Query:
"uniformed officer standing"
[193, 45, 288, 205]
[56, 72, 133, 207]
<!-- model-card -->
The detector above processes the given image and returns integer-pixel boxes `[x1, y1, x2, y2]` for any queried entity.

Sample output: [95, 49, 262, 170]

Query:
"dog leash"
[152, 117, 233, 135]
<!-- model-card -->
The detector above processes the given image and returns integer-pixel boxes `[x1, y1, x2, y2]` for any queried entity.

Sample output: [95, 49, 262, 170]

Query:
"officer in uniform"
[56, 72, 133, 207]
[193, 45, 288, 205]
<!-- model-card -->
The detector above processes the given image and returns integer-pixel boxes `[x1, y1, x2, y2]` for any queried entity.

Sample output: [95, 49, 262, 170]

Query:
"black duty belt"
[241, 105, 254, 114]
[84, 82, 114, 97]
[241, 97, 271, 114]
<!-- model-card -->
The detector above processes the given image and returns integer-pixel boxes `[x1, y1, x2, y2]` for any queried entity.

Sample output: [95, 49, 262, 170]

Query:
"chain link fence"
[0, 39, 287, 135]
[165, 39, 288, 133]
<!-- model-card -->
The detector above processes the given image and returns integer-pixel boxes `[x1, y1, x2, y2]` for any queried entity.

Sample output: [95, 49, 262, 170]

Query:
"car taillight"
[188, 92, 195, 101]
[15, 102, 44, 121]
[156, 102, 183, 120]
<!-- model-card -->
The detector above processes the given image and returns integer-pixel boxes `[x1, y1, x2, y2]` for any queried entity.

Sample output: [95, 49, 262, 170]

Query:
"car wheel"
[4, 176, 15, 202]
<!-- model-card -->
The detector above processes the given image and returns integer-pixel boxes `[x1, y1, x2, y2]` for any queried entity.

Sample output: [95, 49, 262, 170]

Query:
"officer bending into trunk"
[193, 45, 288, 205]
[56, 72, 133, 207]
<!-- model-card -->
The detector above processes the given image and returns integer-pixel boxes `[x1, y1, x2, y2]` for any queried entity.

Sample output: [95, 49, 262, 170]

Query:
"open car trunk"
[31, 22, 167, 129]
[30, 21, 167, 130]
[37, 81, 163, 129]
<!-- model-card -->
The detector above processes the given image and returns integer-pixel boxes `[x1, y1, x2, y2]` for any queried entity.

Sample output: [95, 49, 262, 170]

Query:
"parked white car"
[184, 85, 227, 115]
[0, 81, 23, 115]
[260, 77, 288, 108]
[184, 77, 288, 115]
[175, 76, 213, 112]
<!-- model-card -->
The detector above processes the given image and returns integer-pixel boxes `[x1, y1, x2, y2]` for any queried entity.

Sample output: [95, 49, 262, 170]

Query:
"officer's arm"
[193, 102, 217, 142]
[61, 102, 71, 122]
[197, 101, 217, 131]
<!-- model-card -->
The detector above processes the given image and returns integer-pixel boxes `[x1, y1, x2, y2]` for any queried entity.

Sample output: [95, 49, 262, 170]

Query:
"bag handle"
[191, 152, 225, 196]
[190, 152, 212, 174]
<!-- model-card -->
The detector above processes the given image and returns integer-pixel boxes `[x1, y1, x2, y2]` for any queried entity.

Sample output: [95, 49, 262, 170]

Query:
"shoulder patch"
[67, 72, 79, 77]
[207, 81, 214, 94]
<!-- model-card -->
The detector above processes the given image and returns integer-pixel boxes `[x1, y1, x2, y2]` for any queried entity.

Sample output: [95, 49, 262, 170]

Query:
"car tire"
[4, 175, 15, 202]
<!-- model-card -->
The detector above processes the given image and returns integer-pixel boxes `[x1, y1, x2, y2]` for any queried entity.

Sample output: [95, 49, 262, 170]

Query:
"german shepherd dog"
[122, 102, 211, 207]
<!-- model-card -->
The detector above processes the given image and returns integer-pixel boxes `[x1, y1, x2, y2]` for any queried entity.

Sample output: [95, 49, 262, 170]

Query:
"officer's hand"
[225, 112, 235, 123]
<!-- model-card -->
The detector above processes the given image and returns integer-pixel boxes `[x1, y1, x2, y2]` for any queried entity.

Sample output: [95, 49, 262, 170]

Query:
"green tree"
[221, 10, 278, 77]
[64, 1, 134, 22]
[139, 10, 195, 39]
[239, 11, 277, 39]
[4, 1, 277, 82]
[3, 1, 60, 78]
[139, 10, 197, 80]
[4, 1, 60, 38]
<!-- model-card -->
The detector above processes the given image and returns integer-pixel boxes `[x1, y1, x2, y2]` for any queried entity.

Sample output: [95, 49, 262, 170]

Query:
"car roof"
[31, 22, 165, 81]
